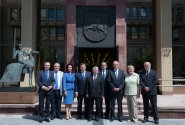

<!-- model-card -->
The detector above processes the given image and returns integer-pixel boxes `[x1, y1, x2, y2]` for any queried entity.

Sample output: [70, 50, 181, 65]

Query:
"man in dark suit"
[51, 62, 63, 120]
[99, 62, 110, 119]
[75, 63, 91, 119]
[37, 62, 55, 123]
[140, 62, 159, 124]
[108, 61, 125, 122]
[86, 66, 104, 122]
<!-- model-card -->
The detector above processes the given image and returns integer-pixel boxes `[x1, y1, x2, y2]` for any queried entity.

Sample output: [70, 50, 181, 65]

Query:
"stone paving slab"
[0, 115, 185, 125]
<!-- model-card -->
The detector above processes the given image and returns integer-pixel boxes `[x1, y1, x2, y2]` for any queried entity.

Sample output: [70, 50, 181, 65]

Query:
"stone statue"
[0, 44, 39, 87]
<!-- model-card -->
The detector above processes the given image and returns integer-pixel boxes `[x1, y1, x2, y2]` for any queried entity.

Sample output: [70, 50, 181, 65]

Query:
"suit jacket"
[37, 70, 55, 95]
[53, 71, 64, 96]
[62, 72, 75, 91]
[108, 69, 125, 95]
[99, 70, 110, 95]
[140, 69, 158, 95]
[86, 74, 104, 98]
[75, 71, 91, 95]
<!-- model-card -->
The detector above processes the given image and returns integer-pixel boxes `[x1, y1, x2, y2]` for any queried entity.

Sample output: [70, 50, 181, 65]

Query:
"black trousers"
[38, 93, 52, 120]
[142, 94, 159, 120]
[100, 93, 110, 117]
[51, 90, 62, 117]
[110, 94, 123, 118]
[77, 95, 89, 118]
[89, 97, 101, 118]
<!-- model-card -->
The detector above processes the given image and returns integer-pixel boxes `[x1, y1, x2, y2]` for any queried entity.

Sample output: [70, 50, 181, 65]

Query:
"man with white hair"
[86, 66, 104, 122]
[140, 62, 159, 124]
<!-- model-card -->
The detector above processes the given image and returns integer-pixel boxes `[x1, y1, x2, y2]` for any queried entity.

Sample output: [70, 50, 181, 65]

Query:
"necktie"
[102, 70, 105, 79]
[146, 70, 149, 77]
[55, 72, 58, 89]
[82, 72, 85, 80]
[115, 70, 118, 79]
[45, 71, 49, 80]
[93, 75, 96, 81]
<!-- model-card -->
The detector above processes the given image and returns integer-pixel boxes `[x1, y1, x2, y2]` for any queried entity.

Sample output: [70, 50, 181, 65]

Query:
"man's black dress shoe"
[50, 116, 54, 120]
[95, 117, 99, 122]
[76, 117, 82, 120]
[88, 117, 93, 122]
[58, 116, 63, 119]
[119, 117, 123, 122]
[142, 119, 148, 123]
[110, 117, 115, 122]
[45, 119, 50, 122]
[39, 120, 43, 123]
[155, 120, 159, 124]
[105, 116, 109, 119]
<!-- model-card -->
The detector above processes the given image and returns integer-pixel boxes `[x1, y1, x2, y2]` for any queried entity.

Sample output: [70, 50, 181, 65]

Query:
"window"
[176, 9, 182, 21]
[41, 28, 47, 41]
[132, 7, 138, 19]
[126, 8, 130, 19]
[13, 28, 21, 40]
[149, 7, 153, 20]
[41, 9, 46, 20]
[11, 8, 18, 20]
[57, 9, 64, 21]
[127, 27, 146, 39]
[57, 28, 65, 40]
[50, 28, 65, 40]
[139, 27, 146, 39]
[131, 27, 138, 39]
[50, 28, 56, 40]
[141, 7, 147, 20]
[49, 9, 54, 21]
[172, 28, 180, 41]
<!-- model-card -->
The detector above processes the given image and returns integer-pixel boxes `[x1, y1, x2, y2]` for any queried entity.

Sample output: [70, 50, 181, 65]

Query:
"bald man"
[140, 62, 159, 124]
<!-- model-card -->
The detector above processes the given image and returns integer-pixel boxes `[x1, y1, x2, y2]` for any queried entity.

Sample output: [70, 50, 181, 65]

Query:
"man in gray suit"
[51, 62, 64, 120]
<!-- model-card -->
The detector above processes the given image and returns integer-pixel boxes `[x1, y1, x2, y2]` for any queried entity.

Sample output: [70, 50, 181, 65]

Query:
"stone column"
[156, 0, 173, 95]
[0, 0, 1, 77]
[21, 0, 37, 87]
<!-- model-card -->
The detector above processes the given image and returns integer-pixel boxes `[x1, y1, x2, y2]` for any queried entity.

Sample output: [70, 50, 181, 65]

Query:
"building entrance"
[75, 48, 117, 72]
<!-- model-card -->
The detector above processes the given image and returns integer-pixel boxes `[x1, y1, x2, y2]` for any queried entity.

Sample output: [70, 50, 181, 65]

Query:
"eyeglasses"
[101, 65, 106, 66]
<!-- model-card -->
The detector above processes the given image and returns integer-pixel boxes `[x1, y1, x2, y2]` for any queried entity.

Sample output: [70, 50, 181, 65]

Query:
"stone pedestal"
[0, 87, 38, 104]
[156, 0, 173, 95]
[66, 0, 127, 71]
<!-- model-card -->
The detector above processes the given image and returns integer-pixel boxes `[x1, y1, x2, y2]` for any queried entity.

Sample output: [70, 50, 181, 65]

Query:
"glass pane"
[57, 28, 65, 40]
[132, 7, 138, 19]
[11, 8, 17, 20]
[41, 9, 46, 20]
[149, 7, 153, 20]
[50, 28, 56, 40]
[176, 9, 182, 21]
[141, 7, 147, 20]
[172, 28, 179, 41]
[41, 28, 47, 41]
[131, 27, 138, 39]
[57, 9, 63, 21]
[49, 9, 54, 21]
[126, 8, 130, 19]
[139, 27, 146, 39]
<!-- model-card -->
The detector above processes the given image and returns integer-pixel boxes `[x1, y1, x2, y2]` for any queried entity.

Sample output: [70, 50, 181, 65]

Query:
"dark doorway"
[78, 48, 117, 71]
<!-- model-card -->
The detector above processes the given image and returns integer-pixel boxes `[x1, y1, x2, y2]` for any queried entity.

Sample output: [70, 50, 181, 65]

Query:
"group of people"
[37, 61, 159, 124]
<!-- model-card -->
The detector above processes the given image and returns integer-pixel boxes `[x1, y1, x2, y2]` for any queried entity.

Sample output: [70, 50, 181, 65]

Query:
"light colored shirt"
[54, 72, 60, 90]
[124, 72, 140, 95]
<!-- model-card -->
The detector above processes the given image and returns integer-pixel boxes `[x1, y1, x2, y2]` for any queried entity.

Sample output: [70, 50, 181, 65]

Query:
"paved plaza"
[0, 115, 185, 125]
